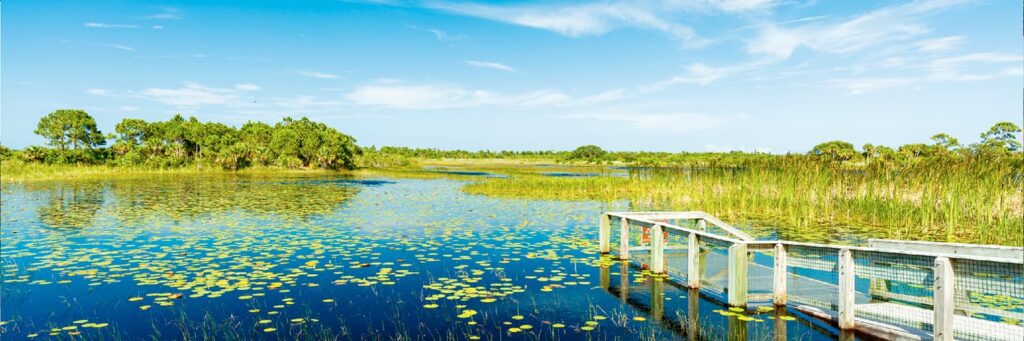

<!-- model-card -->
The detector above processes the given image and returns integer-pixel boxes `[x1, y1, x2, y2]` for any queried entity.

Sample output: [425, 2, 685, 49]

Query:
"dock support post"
[773, 243, 787, 306]
[933, 257, 954, 341]
[651, 224, 665, 273]
[728, 243, 748, 307]
[838, 248, 855, 330]
[619, 217, 630, 260]
[687, 232, 700, 288]
[599, 214, 611, 253]
[697, 219, 707, 231]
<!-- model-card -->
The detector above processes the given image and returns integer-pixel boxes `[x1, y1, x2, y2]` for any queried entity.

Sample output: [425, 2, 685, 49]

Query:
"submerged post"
[687, 232, 700, 288]
[773, 243, 787, 305]
[838, 248, 855, 330]
[651, 224, 665, 273]
[727, 243, 748, 307]
[933, 257, 954, 341]
[599, 214, 611, 253]
[619, 217, 630, 260]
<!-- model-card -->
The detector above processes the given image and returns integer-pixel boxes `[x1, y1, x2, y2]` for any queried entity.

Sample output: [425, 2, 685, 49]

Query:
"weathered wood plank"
[728, 243, 748, 307]
[933, 257, 954, 341]
[838, 249, 855, 329]
[774, 243, 787, 306]
[688, 232, 700, 288]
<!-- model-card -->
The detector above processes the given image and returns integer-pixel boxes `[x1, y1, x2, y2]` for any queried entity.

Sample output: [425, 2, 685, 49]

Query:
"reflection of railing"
[599, 212, 1024, 341]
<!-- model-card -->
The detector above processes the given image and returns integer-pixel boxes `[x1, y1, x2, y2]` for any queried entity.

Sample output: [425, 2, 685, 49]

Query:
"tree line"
[0, 110, 1019, 170]
[0, 109, 358, 170]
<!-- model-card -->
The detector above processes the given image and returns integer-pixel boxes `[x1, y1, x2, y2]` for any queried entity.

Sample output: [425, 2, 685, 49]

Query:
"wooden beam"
[728, 243, 748, 307]
[774, 243, 787, 306]
[651, 224, 665, 273]
[933, 257, 954, 341]
[619, 217, 630, 260]
[870, 239, 1024, 263]
[599, 214, 611, 253]
[688, 232, 700, 288]
[700, 213, 754, 241]
[697, 218, 707, 232]
[838, 248, 855, 330]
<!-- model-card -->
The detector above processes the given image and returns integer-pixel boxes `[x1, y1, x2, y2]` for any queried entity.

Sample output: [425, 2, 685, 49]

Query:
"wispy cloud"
[925, 52, 1023, 81]
[136, 82, 255, 106]
[915, 35, 965, 52]
[84, 22, 138, 29]
[144, 7, 183, 20]
[407, 25, 461, 41]
[578, 88, 626, 105]
[344, 80, 572, 109]
[559, 112, 741, 133]
[427, 1, 709, 47]
[828, 51, 1023, 94]
[99, 43, 136, 51]
[299, 71, 342, 79]
[745, 0, 969, 59]
[465, 60, 516, 72]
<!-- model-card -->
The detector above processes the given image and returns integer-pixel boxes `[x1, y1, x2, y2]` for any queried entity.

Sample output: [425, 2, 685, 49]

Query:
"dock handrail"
[599, 211, 1024, 341]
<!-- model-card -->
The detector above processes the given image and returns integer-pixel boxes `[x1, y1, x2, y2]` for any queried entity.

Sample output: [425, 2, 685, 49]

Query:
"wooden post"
[651, 276, 664, 323]
[838, 248, 855, 330]
[599, 214, 611, 253]
[687, 288, 699, 341]
[619, 217, 630, 260]
[687, 232, 700, 288]
[697, 219, 707, 231]
[651, 224, 665, 273]
[728, 243, 748, 307]
[933, 257, 954, 341]
[773, 243, 787, 306]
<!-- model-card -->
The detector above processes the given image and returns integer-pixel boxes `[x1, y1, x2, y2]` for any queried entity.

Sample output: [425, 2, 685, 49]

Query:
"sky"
[2, 0, 1022, 153]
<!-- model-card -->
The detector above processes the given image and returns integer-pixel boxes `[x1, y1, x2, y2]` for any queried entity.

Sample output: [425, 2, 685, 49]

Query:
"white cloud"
[926, 52, 1024, 81]
[828, 77, 920, 95]
[299, 71, 341, 79]
[84, 22, 138, 29]
[99, 43, 135, 51]
[745, 0, 968, 59]
[713, 0, 778, 12]
[428, 1, 708, 47]
[344, 81, 572, 109]
[152, 25, 164, 30]
[465, 60, 517, 72]
[915, 35, 965, 52]
[234, 83, 262, 91]
[86, 88, 111, 96]
[407, 26, 460, 41]
[144, 8, 183, 20]
[578, 88, 626, 105]
[139, 83, 244, 106]
[560, 112, 735, 133]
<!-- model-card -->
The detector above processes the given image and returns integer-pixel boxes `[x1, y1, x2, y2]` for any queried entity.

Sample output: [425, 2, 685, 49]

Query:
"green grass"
[460, 158, 1023, 246]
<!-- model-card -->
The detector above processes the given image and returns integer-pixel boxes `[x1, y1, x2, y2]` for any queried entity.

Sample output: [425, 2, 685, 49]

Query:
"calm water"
[0, 174, 845, 340]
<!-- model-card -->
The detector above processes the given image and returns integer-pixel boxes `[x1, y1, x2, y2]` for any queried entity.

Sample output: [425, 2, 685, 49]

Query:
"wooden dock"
[599, 211, 1024, 341]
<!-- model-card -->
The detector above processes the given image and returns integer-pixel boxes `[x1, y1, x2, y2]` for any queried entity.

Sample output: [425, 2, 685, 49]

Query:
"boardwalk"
[600, 211, 1024, 341]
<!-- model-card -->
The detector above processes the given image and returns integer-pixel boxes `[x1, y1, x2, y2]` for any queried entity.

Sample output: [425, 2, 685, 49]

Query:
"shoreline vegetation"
[1, 110, 1021, 246]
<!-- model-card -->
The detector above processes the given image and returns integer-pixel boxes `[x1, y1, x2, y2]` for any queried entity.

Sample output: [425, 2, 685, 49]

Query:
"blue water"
[0, 175, 845, 340]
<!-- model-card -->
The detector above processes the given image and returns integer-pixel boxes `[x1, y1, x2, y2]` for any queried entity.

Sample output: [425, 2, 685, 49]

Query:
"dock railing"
[599, 211, 1024, 341]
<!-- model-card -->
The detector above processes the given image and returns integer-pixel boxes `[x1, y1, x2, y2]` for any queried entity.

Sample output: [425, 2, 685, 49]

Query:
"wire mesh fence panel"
[626, 218, 652, 269]
[699, 235, 733, 293]
[851, 250, 936, 334]
[663, 228, 690, 283]
[747, 244, 776, 303]
[951, 258, 1024, 341]
[786, 245, 840, 311]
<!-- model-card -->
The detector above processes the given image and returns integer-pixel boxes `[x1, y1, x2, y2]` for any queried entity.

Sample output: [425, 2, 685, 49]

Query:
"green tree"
[809, 141, 856, 162]
[34, 109, 106, 151]
[979, 122, 1022, 153]
[566, 145, 607, 163]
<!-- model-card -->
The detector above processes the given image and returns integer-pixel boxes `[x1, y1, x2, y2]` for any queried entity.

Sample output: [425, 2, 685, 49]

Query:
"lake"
[0, 174, 847, 340]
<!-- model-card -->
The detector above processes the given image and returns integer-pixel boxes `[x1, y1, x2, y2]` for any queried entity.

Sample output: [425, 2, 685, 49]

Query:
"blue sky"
[2, 0, 1021, 152]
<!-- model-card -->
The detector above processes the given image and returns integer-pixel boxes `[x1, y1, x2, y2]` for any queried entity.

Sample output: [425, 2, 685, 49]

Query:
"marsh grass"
[461, 158, 1023, 246]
